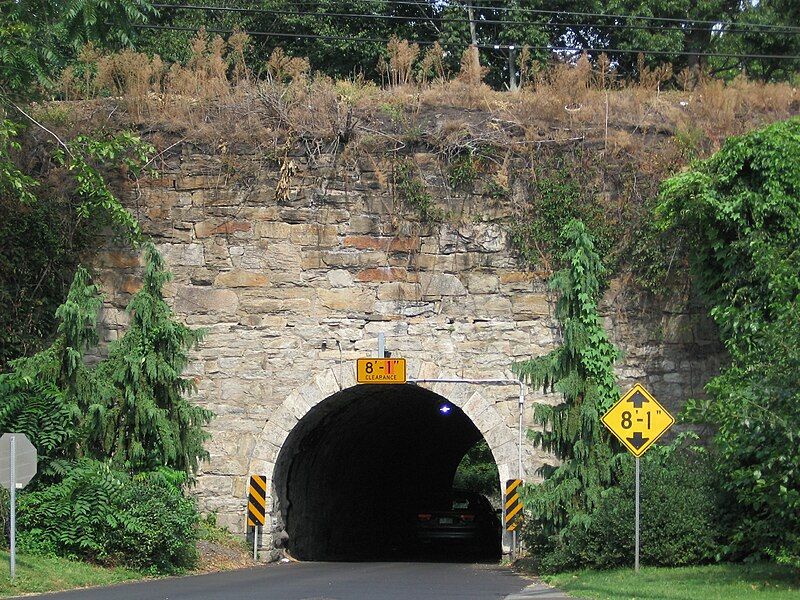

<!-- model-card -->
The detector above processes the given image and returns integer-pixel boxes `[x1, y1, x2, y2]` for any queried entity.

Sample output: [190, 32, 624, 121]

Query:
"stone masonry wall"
[93, 143, 724, 540]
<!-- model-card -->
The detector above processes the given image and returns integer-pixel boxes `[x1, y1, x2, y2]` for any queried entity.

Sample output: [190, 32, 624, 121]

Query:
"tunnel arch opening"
[272, 383, 503, 561]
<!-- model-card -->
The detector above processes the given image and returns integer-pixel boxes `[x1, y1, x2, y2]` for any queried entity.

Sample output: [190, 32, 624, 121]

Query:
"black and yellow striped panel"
[504, 479, 523, 532]
[247, 474, 267, 527]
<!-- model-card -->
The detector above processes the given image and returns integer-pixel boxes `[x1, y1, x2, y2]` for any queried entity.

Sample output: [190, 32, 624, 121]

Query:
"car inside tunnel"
[272, 384, 502, 561]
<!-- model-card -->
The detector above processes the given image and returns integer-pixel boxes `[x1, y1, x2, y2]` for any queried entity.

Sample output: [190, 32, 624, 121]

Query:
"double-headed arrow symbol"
[625, 391, 650, 449]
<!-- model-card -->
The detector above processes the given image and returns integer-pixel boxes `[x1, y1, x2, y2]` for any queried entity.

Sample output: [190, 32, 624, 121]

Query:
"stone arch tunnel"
[272, 383, 500, 560]
[91, 141, 726, 558]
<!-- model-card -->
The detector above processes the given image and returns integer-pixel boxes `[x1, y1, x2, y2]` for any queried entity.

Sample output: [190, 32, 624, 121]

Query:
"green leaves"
[17, 461, 199, 574]
[86, 242, 212, 475]
[54, 132, 155, 245]
[663, 117, 800, 567]
[513, 219, 621, 549]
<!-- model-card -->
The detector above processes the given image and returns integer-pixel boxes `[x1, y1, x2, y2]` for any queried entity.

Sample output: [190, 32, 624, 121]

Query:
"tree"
[87, 243, 213, 474]
[513, 220, 621, 548]
[0, 267, 100, 466]
[0, 244, 213, 477]
[1, 0, 155, 96]
[659, 117, 800, 567]
[1, 0, 155, 368]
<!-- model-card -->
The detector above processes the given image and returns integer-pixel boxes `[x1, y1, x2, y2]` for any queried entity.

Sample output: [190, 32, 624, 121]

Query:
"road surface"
[23, 561, 562, 600]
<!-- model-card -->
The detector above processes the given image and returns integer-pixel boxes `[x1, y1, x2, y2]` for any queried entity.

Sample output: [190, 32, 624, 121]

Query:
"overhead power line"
[131, 23, 800, 61]
[155, 0, 800, 33]
[150, 3, 800, 36]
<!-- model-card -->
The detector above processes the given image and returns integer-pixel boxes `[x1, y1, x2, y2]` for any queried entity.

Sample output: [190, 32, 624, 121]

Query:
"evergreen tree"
[513, 219, 621, 541]
[87, 243, 212, 474]
[0, 267, 101, 465]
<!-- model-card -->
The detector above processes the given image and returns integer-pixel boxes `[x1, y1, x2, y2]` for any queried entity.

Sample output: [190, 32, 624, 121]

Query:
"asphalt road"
[25, 561, 538, 600]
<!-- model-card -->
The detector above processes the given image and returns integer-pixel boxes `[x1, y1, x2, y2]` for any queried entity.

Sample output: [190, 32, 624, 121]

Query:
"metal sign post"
[247, 475, 267, 562]
[1, 432, 37, 582]
[635, 457, 640, 572]
[9, 435, 15, 580]
[601, 384, 674, 572]
[253, 526, 258, 562]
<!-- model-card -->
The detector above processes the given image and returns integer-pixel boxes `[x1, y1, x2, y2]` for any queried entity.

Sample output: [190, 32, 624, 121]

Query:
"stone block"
[214, 270, 269, 288]
[317, 288, 375, 312]
[356, 267, 406, 282]
[322, 250, 387, 268]
[269, 405, 300, 433]
[473, 295, 513, 318]
[195, 220, 252, 238]
[97, 251, 140, 269]
[511, 295, 550, 319]
[263, 242, 302, 273]
[377, 282, 421, 301]
[176, 286, 239, 316]
[466, 272, 499, 294]
[419, 273, 466, 297]
[327, 269, 353, 288]
[348, 215, 380, 234]
[255, 222, 293, 239]
[158, 243, 205, 267]
[288, 224, 339, 246]
[343, 235, 419, 252]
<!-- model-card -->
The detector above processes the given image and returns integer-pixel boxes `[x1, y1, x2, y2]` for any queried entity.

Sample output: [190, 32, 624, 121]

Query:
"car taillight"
[460, 514, 475, 522]
[417, 513, 432, 521]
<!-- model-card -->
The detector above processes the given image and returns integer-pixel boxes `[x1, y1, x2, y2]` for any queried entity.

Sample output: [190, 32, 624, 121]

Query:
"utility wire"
[155, 0, 800, 33]
[131, 23, 800, 60]
[150, 3, 800, 36]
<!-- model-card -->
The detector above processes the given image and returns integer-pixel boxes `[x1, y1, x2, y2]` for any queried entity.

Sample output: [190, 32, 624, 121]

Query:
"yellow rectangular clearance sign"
[356, 358, 406, 384]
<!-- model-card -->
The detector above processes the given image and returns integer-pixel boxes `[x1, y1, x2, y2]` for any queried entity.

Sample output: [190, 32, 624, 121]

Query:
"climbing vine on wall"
[512, 219, 621, 556]
[659, 117, 800, 567]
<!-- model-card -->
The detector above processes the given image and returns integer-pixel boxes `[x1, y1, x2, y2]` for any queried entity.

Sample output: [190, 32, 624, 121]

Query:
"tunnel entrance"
[272, 383, 502, 561]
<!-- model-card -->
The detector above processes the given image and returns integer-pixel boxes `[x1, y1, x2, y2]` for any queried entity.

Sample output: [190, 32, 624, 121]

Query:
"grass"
[0, 550, 141, 598]
[544, 563, 800, 600]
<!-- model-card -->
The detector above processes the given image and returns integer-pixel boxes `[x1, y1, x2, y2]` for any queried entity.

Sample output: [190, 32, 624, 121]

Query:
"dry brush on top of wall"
[23, 31, 800, 290]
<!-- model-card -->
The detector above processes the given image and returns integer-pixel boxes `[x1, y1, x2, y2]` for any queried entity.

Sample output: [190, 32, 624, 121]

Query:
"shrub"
[17, 462, 199, 574]
[527, 440, 725, 573]
[106, 473, 200, 574]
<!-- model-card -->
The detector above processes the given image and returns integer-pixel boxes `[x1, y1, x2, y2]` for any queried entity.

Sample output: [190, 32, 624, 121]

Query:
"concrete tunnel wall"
[272, 384, 484, 560]
[247, 365, 527, 560]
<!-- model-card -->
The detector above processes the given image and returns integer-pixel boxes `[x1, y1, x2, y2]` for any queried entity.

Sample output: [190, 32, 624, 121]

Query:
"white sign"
[0, 433, 37, 490]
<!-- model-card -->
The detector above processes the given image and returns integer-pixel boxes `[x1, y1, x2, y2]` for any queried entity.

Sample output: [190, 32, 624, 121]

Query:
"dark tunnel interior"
[273, 384, 502, 561]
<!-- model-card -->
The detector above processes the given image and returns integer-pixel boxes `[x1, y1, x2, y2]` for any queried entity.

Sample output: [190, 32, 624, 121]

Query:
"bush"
[526, 440, 726, 573]
[107, 474, 200, 574]
[17, 461, 199, 574]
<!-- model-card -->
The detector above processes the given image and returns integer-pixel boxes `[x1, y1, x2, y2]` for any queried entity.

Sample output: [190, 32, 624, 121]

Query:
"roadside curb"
[504, 581, 571, 599]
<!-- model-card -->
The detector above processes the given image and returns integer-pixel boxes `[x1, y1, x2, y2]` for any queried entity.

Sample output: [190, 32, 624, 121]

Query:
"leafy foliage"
[0, 126, 153, 369]
[512, 220, 621, 552]
[1, 246, 210, 573]
[88, 243, 212, 474]
[0, 267, 100, 465]
[564, 439, 725, 572]
[1, 244, 212, 476]
[1, 0, 155, 99]
[534, 439, 725, 574]
[54, 132, 154, 244]
[659, 117, 800, 567]
[394, 158, 444, 224]
[17, 463, 199, 574]
[453, 440, 500, 503]
[509, 165, 617, 272]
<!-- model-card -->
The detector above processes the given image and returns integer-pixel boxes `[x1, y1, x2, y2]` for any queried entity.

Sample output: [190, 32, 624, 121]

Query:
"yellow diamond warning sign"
[602, 384, 675, 457]
[356, 358, 406, 384]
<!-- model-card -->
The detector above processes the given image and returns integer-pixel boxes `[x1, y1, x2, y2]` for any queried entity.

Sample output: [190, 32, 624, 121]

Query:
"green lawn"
[544, 563, 800, 600]
[0, 551, 141, 597]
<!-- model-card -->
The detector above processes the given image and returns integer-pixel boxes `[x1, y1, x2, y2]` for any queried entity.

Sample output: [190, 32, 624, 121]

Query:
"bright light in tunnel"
[439, 403, 452, 414]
